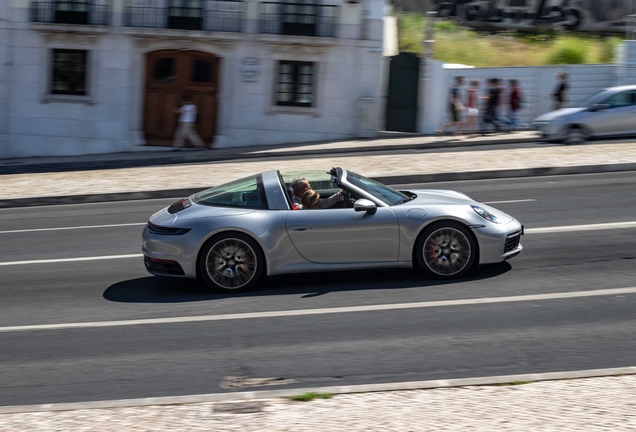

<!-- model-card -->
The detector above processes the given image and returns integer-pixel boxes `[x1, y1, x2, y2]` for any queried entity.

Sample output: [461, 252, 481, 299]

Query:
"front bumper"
[473, 222, 524, 265]
[534, 123, 563, 140]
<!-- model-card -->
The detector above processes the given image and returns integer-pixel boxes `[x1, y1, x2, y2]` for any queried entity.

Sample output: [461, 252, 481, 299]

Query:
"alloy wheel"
[423, 227, 472, 276]
[205, 238, 257, 290]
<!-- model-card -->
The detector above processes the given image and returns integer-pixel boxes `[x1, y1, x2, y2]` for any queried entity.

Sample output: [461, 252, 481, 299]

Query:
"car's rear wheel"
[199, 232, 264, 293]
[415, 222, 477, 279]
[564, 125, 588, 145]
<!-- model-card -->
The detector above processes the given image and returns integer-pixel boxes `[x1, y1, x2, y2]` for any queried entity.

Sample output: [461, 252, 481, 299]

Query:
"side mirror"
[354, 199, 377, 214]
[589, 103, 609, 112]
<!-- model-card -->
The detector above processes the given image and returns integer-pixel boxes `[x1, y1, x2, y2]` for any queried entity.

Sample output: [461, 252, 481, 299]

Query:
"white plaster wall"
[7, 30, 134, 157]
[1, 0, 386, 158]
[218, 37, 382, 148]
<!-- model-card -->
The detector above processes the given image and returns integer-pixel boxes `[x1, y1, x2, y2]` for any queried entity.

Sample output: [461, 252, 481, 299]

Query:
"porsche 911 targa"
[142, 168, 523, 292]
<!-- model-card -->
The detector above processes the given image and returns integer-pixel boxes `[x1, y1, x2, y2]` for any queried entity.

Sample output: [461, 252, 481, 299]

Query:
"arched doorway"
[144, 50, 219, 146]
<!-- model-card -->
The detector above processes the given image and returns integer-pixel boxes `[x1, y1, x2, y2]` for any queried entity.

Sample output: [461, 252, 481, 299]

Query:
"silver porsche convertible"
[142, 168, 523, 293]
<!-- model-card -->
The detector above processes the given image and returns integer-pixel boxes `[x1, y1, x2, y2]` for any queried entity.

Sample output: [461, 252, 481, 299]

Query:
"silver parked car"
[533, 85, 636, 144]
[142, 168, 523, 293]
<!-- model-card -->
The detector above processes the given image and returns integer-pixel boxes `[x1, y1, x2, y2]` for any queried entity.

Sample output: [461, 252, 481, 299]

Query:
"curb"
[1, 366, 635, 414]
[2, 162, 636, 209]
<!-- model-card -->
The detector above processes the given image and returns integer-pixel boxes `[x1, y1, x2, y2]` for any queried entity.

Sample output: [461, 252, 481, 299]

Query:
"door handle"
[291, 226, 309, 231]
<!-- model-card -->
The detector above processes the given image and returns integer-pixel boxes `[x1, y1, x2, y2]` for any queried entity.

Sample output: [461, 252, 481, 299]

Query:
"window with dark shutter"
[276, 61, 314, 107]
[51, 49, 88, 96]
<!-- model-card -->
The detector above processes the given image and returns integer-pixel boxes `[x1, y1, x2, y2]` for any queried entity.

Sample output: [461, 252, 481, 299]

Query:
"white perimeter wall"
[617, 41, 636, 85]
[420, 61, 618, 134]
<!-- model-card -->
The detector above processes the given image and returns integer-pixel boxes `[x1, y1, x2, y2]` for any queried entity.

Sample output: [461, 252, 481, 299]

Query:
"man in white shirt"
[172, 95, 205, 149]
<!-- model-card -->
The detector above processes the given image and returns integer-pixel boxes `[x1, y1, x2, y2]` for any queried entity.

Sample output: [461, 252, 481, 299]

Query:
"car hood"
[404, 189, 515, 224]
[534, 107, 586, 122]
[405, 189, 476, 205]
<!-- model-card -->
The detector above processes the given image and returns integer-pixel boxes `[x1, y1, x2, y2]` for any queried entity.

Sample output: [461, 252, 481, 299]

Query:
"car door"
[587, 90, 636, 136]
[285, 207, 399, 263]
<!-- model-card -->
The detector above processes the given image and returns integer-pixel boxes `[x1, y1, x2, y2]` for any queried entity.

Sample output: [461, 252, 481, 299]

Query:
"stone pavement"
[2, 139, 636, 206]
[2, 133, 636, 429]
[2, 375, 636, 431]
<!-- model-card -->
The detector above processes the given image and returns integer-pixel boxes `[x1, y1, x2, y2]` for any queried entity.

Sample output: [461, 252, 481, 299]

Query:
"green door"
[385, 53, 420, 132]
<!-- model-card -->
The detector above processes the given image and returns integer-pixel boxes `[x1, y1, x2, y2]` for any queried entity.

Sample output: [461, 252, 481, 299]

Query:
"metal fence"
[259, 2, 338, 37]
[125, 1, 243, 33]
[31, 1, 110, 26]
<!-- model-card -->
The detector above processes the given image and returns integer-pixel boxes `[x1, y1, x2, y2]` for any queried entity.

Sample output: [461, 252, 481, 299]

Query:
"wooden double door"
[144, 50, 219, 146]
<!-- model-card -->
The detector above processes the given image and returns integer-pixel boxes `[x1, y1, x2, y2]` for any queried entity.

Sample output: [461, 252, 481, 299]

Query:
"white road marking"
[526, 221, 636, 234]
[483, 199, 536, 204]
[0, 221, 634, 266]
[0, 254, 142, 266]
[0, 223, 146, 235]
[2, 215, 634, 238]
[1, 286, 635, 333]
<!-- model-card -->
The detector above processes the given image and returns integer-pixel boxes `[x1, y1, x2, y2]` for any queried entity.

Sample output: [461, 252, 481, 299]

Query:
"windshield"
[192, 174, 267, 209]
[345, 170, 409, 206]
[577, 90, 614, 107]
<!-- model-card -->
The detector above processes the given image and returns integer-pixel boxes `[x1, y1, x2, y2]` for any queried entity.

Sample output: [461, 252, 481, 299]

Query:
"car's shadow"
[103, 262, 512, 303]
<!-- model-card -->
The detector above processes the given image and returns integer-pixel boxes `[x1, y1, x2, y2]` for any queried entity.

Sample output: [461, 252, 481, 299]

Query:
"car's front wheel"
[198, 232, 264, 293]
[415, 222, 477, 279]
[563, 125, 588, 145]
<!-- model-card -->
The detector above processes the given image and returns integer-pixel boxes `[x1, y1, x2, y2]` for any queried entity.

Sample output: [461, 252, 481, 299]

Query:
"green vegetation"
[288, 392, 334, 402]
[499, 380, 532, 386]
[396, 13, 623, 67]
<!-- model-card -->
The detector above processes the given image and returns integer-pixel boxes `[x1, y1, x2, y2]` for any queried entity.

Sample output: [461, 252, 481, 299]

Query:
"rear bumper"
[143, 256, 185, 276]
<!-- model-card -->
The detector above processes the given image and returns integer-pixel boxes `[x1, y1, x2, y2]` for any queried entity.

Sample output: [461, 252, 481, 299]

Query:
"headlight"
[471, 205, 500, 223]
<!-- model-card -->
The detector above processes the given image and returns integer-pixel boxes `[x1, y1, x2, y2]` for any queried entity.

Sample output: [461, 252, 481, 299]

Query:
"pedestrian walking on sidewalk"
[548, 72, 568, 111]
[507, 79, 527, 131]
[172, 95, 205, 149]
[435, 76, 465, 136]
[460, 79, 480, 135]
[482, 78, 506, 134]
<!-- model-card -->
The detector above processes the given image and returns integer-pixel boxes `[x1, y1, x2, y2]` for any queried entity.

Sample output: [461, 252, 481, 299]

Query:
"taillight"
[147, 221, 190, 235]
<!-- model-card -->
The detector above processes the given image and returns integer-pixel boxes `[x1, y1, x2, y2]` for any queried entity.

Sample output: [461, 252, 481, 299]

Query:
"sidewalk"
[2, 136, 636, 207]
[2, 374, 635, 431]
[0, 131, 542, 175]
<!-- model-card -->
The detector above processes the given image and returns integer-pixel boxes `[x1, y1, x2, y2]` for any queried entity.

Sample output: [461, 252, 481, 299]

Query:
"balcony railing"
[125, 1, 243, 33]
[31, 1, 110, 26]
[259, 2, 338, 37]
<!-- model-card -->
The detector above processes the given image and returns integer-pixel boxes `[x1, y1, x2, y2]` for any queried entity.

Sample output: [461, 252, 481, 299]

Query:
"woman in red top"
[508, 79, 526, 130]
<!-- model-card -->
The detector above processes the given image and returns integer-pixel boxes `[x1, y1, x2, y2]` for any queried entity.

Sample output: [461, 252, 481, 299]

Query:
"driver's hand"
[339, 190, 346, 196]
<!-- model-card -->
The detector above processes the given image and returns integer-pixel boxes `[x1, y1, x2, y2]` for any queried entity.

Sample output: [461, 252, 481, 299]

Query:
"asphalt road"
[1, 172, 635, 407]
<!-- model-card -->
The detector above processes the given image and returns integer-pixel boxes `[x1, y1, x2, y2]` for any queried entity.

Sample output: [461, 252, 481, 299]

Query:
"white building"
[0, 0, 388, 158]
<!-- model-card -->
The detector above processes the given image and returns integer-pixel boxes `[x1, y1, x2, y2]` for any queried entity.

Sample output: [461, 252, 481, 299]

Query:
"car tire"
[563, 125, 588, 145]
[198, 232, 264, 293]
[415, 221, 477, 279]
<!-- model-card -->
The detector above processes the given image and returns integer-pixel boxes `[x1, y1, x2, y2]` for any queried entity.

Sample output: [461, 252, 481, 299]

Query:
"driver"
[291, 177, 345, 209]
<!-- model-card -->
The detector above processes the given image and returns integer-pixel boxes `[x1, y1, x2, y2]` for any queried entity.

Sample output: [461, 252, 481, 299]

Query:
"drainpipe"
[418, 11, 436, 133]
[1, 11, 16, 157]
